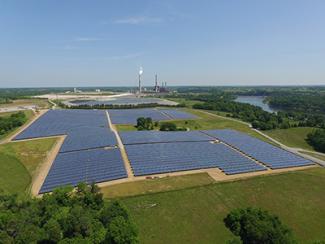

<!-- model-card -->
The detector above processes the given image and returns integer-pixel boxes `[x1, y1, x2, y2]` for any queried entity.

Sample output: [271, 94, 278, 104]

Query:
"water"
[235, 96, 277, 113]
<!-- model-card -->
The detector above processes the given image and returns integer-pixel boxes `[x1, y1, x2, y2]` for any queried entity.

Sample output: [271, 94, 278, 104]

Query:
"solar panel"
[119, 131, 214, 145]
[203, 129, 314, 169]
[125, 141, 266, 176]
[39, 148, 127, 193]
[14, 109, 108, 140]
[59, 126, 117, 153]
[159, 109, 197, 120]
[108, 108, 170, 125]
[108, 108, 197, 125]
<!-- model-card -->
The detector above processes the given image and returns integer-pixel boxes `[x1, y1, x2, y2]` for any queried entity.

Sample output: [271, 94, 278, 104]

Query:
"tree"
[0, 184, 138, 243]
[224, 207, 296, 244]
[105, 216, 138, 244]
[136, 117, 154, 130]
[44, 218, 63, 243]
[159, 122, 177, 131]
[100, 201, 129, 227]
[307, 129, 325, 153]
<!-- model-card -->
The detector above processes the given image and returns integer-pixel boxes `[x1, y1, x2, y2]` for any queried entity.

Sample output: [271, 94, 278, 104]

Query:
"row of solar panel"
[119, 130, 214, 145]
[203, 130, 314, 169]
[40, 148, 127, 193]
[15, 109, 108, 140]
[14, 110, 118, 153]
[108, 108, 197, 124]
[125, 142, 267, 176]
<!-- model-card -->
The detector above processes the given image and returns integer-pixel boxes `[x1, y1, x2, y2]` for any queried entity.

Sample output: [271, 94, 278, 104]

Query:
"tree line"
[192, 99, 291, 130]
[136, 117, 186, 131]
[0, 111, 27, 136]
[0, 183, 138, 243]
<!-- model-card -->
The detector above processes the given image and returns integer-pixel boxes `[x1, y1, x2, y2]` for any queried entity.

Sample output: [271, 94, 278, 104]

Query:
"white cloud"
[113, 16, 163, 25]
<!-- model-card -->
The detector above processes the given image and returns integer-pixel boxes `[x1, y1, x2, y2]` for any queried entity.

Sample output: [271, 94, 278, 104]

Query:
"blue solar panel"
[125, 141, 266, 176]
[120, 131, 214, 145]
[108, 108, 170, 125]
[159, 109, 197, 120]
[14, 109, 108, 140]
[203, 129, 314, 169]
[108, 108, 197, 125]
[59, 126, 117, 153]
[40, 148, 127, 193]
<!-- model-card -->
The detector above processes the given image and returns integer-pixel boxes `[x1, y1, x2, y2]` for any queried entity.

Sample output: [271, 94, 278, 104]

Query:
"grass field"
[0, 138, 57, 194]
[0, 98, 50, 109]
[264, 127, 315, 151]
[101, 173, 215, 198]
[120, 167, 325, 244]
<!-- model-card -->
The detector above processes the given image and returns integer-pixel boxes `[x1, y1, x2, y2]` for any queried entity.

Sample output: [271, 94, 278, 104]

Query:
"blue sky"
[0, 0, 325, 87]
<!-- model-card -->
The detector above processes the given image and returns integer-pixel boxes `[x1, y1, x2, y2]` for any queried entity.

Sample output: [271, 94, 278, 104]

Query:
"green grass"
[264, 127, 315, 151]
[115, 124, 138, 131]
[0, 138, 57, 194]
[121, 167, 325, 244]
[101, 173, 215, 199]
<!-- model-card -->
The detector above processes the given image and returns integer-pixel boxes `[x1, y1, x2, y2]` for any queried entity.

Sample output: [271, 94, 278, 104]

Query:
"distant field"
[101, 173, 215, 198]
[0, 110, 34, 140]
[264, 127, 315, 151]
[0, 98, 50, 109]
[0, 138, 57, 194]
[165, 98, 204, 107]
[121, 167, 325, 244]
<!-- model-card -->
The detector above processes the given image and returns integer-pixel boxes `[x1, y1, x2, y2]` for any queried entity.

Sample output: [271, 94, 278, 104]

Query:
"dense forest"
[268, 94, 325, 114]
[0, 184, 138, 243]
[0, 111, 27, 136]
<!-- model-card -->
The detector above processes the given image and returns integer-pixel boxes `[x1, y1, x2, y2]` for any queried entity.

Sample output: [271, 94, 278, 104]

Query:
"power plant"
[136, 68, 169, 95]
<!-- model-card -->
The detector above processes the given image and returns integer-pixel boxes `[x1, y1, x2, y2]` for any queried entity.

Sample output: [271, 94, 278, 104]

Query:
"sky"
[0, 0, 325, 87]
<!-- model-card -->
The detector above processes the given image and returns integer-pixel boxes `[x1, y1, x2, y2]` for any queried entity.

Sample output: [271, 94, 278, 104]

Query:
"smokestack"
[138, 67, 143, 95]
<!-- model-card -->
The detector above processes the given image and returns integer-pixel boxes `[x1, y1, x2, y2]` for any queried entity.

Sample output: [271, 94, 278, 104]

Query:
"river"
[234, 96, 277, 113]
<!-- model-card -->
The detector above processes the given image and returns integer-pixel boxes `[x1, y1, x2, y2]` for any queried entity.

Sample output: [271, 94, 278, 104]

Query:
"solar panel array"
[159, 109, 197, 120]
[59, 126, 117, 153]
[14, 108, 314, 193]
[203, 129, 314, 169]
[108, 108, 196, 124]
[108, 109, 170, 124]
[14, 109, 118, 152]
[14, 109, 108, 140]
[40, 148, 127, 193]
[120, 131, 214, 145]
[125, 141, 266, 176]
[12, 109, 126, 193]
